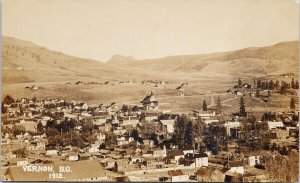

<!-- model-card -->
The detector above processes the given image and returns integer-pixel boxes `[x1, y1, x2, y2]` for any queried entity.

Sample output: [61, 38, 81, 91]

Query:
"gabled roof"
[167, 149, 184, 158]
[168, 169, 184, 176]
[185, 153, 208, 159]
[227, 160, 243, 167]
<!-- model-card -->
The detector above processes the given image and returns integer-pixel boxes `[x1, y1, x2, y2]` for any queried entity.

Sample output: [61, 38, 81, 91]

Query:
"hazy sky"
[3, 0, 299, 62]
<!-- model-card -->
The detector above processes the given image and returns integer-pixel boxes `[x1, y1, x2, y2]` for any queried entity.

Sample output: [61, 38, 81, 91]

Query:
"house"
[245, 155, 260, 167]
[100, 158, 116, 169]
[3, 160, 107, 181]
[160, 120, 175, 133]
[224, 161, 244, 174]
[115, 159, 130, 174]
[152, 146, 167, 157]
[94, 115, 109, 126]
[224, 121, 241, 135]
[46, 149, 59, 156]
[193, 110, 216, 119]
[182, 145, 194, 155]
[270, 128, 289, 142]
[121, 116, 139, 127]
[168, 170, 189, 182]
[113, 127, 127, 136]
[66, 152, 79, 161]
[166, 150, 185, 164]
[224, 172, 243, 182]
[26, 141, 46, 151]
[117, 136, 129, 146]
[184, 153, 208, 168]
[89, 142, 101, 153]
[97, 133, 106, 142]
[195, 167, 225, 182]
[234, 90, 242, 96]
[144, 112, 159, 122]
[242, 83, 252, 89]
[267, 121, 284, 129]
[141, 92, 158, 111]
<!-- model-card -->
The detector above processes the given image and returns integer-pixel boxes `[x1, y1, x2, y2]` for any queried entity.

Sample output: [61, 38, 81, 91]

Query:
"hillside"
[107, 41, 299, 76]
[2, 37, 138, 84]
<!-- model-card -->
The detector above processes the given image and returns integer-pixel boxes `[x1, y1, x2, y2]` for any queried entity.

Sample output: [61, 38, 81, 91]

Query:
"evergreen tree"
[257, 80, 262, 89]
[37, 121, 44, 134]
[275, 80, 280, 89]
[291, 78, 295, 89]
[203, 100, 208, 111]
[185, 121, 193, 145]
[216, 96, 222, 113]
[238, 78, 242, 87]
[280, 82, 287, 95]
[239, 97, 247, 117]
[290, 97, 296, 110]
[3, 95, 15, 105]
[256, 89, 260, 98]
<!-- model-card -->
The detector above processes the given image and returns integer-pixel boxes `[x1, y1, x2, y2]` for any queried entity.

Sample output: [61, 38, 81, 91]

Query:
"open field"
[2, 37, 299, 114]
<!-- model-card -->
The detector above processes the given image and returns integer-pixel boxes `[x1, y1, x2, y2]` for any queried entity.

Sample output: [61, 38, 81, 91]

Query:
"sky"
[3, 0, 299, 62]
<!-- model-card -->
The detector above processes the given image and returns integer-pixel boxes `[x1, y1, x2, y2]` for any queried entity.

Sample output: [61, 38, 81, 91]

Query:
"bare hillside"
[107, 41, 299, 76]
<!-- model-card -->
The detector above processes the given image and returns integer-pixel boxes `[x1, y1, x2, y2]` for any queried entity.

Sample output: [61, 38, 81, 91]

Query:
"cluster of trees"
[203, 124, 228, 155]
[262, 150, 299, 182]
[257, 80, 278, 90]
[172, 115, 206, 149]
[2, 124, 26, 136]
[256, 79, 299, 93]
[2, 95, 15, 113]
[42, 111, 64, 120]
[261, 112, 277, 121]
[43, 117, 96, 135]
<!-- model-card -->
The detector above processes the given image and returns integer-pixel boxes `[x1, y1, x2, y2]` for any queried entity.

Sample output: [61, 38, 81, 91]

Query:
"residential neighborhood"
[1, 79, 299, 182]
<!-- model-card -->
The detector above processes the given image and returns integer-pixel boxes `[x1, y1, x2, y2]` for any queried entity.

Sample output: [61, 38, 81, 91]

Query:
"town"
[1, 78, 299, 182]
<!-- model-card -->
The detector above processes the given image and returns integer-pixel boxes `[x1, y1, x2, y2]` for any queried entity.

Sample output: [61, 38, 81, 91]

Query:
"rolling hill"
[107, 41, 299, 76]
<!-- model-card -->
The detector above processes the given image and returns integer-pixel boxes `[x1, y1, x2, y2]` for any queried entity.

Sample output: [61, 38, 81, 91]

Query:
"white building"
[160, 120, 175, 133]
[224, 121, 241, 135]
[267, 121, 284, 130]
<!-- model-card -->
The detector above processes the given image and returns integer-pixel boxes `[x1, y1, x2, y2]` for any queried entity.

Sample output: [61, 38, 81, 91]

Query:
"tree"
[185, 121, 193, 145]
[130, 129, 139, 140]
[280, 81, 287, 95]
[202, 100, 208, 111]
[2, 103, 7, 113]
[295, 81, 299, 89]
[290, 97, 296, 110]
[257, 80, 262, 89]
[216, 96, 222, 113]
[256, 89, 260, 98]
[268, 90, 271, 98]
[173, 116, 187, 148]
[37, 121, 44, 134]
[238, 78, 242, 87]
[12, 148, 28, 158]
[268, 80, 275, 90]
[3, 95, 15, 105]
[275, 80, 280, 89]
[291, 78, 295, 89]
[239, 97, 247, 117]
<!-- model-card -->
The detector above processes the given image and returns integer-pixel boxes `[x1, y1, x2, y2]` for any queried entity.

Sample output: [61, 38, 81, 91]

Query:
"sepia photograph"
[1, 0, 299, 182]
